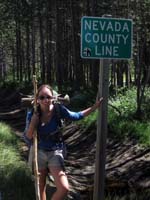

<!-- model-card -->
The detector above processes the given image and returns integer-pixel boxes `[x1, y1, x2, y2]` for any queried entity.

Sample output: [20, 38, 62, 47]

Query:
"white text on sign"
[84, 20, 129, 57]
[81, 17, 133, 59]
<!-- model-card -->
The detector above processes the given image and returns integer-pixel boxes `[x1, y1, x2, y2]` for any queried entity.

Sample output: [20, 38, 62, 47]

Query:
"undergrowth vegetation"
[78, 86, 150, 147]
[0, 86, 150, 200]
[108, 87, 150, 146]
[0, 122, 35, 200]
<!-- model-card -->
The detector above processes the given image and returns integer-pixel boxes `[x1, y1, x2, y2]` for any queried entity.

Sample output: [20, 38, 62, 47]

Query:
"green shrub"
[108, 87, 150, 146]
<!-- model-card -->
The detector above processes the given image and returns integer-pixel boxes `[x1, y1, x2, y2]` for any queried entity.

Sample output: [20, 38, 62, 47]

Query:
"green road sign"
[81, 16, 133, 59]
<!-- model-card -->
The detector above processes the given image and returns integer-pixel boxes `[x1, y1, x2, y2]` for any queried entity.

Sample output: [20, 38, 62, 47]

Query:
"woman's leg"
[49, 167, 69, 200]
[39, 168, 48, 200]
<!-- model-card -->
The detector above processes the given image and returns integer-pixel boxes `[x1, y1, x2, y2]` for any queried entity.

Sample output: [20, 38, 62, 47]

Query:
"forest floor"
[0, 88, 150, 200]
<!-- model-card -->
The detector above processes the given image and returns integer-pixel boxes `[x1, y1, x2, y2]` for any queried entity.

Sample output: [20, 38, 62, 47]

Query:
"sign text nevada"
[81, 17, 132, 59]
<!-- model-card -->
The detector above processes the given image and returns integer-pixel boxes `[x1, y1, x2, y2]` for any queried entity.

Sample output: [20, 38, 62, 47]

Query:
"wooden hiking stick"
[32, 75, 41, 200]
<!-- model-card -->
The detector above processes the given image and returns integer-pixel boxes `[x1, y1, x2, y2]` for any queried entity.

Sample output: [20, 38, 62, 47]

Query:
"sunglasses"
[38, 95, 53, 100]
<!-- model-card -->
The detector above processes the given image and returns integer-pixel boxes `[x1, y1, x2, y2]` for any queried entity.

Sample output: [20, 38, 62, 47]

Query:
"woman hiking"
[25, 84, 103, 200]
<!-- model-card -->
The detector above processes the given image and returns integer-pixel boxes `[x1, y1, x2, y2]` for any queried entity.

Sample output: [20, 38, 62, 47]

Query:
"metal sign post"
[93, 59, 109, 200]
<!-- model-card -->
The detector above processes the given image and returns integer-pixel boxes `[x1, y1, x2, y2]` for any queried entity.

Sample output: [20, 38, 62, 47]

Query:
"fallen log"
[0, 109, 25, 120]
[21, 97, 34, 108]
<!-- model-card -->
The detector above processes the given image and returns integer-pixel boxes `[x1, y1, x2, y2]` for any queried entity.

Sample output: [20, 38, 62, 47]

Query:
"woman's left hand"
[94, 97, 103, 108]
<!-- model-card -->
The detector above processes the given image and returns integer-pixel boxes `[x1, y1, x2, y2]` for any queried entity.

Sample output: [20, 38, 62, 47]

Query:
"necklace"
[41, 107, 54, 126]
[41, 122, 46, 126]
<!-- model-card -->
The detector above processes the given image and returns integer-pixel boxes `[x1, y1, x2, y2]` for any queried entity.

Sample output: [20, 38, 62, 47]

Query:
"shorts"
[38, 149, 65, 170]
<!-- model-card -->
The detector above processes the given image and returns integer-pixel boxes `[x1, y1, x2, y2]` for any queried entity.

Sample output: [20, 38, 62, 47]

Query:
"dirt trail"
[0, 89, 150, 199]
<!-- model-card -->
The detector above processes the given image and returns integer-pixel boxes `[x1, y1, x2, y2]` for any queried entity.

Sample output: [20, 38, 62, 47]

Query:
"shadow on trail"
[1, 89, 150, 199]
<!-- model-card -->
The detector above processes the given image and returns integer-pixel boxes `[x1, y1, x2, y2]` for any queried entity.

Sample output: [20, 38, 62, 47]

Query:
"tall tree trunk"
[91, 0, 99, 90]
[46, 0, 52, 84]
[70, 0, 82, 90]
[116, 62, 123, 87]
[31, 13, 36, 76]
[26, 20, 31, 82]
[39, 10, 45, 82]
[56, 0, 63, 91]
[16, 20, 21, 81]
[12, 46, 16, 81]
[15, 0, 23, 82]
[125, 62, 130, 87]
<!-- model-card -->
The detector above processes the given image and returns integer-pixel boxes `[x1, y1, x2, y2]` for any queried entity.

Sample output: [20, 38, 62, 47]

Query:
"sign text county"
[81, 17, 133, 59]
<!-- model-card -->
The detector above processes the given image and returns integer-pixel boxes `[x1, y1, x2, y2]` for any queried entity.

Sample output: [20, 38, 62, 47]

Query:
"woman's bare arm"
[81, 97, 103, 117]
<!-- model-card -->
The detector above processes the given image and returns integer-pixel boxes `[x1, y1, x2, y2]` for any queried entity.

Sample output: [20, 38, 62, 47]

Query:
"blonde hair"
[36, 84, 53, 98]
